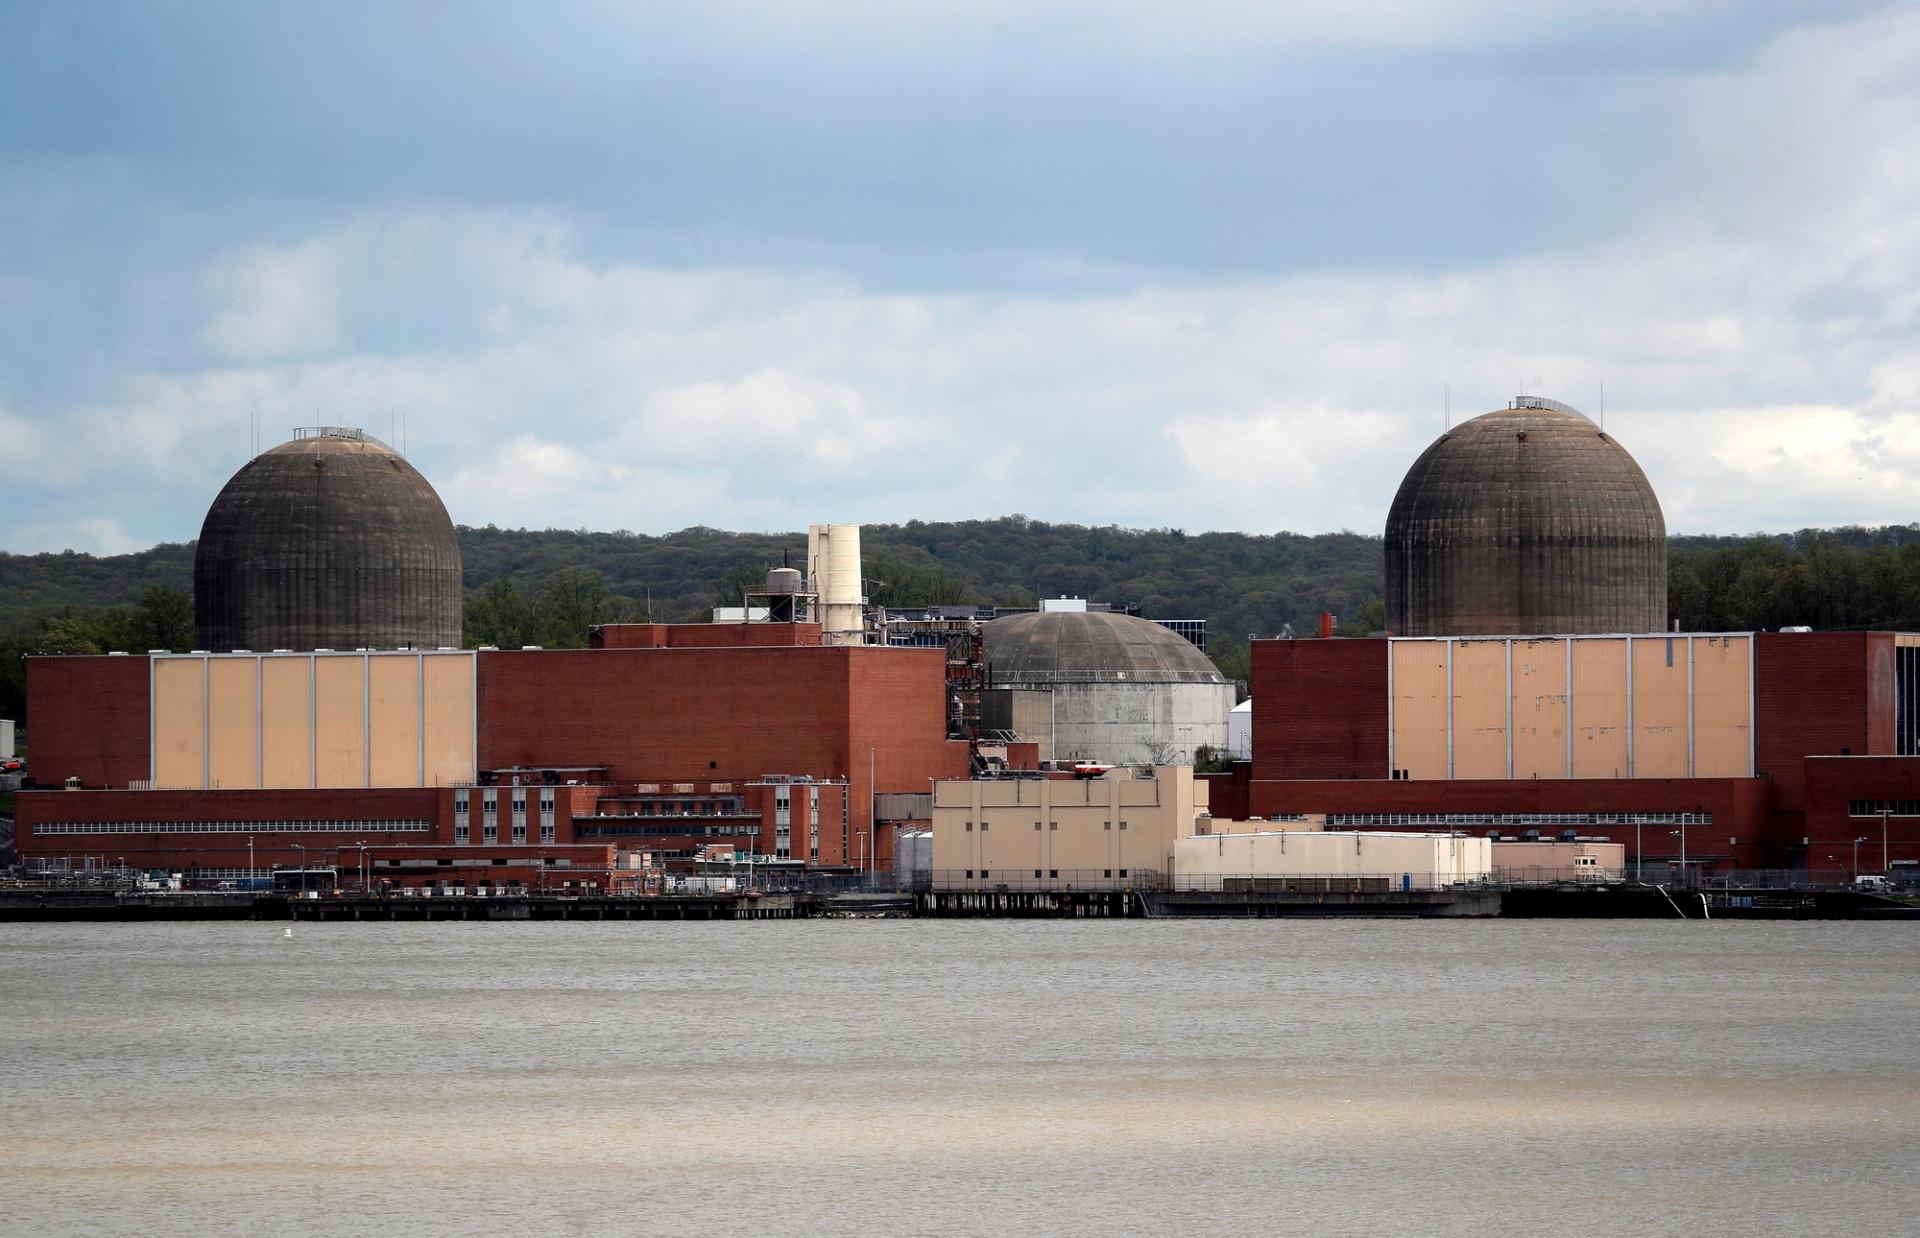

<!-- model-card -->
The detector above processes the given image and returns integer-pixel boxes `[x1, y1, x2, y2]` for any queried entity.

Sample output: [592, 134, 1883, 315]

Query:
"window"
[1120, 869, 1129, 878]
[965, 869, 973, 879]
[1120, 822, 1128, 831]
[1034, 823, 1041, 831]
[1049, 822, 1057, 831]
[1048, 869, 1058, 878]
[965, 822, 973, 832]
[1034, 869, 1042, 879]
[981, 870, 990, 879]
[1104, 869, 1112, 878]
[980, 822, 989, 831]
[1103, 822, 1111, 831]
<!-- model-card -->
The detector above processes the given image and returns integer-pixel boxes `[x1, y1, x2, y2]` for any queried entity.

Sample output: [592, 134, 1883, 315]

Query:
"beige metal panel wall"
[1693, 634, 1753, 777]
[261, 657, 314, 789]
[1390, 642, 1448, 779]
[1570, 639, 1630, 778]
[314, 657, 367, 787]
[1009, 690, 1055, 763]
[152, 658, 206, 789]
[1511, 638, 1569, 780]
[422, 654, 476, 787]
[1451, 640, 1509, 779]
[206, 657, 259, 790]
[368, 655, 423, 787]
[1631, 636, 1689, 778]
[1174, 831, 1492, 889]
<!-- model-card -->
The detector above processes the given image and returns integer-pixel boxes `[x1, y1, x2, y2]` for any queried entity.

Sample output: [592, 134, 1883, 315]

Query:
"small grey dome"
[984, 611, 1224, 685]
[193, 430, 463, 652]
[1385, 400, 1666, 637]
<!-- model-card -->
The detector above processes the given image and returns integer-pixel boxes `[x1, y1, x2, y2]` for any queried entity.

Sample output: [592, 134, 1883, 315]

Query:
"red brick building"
[1244, 630, 1920, 876]
[15, 627, 969, 883]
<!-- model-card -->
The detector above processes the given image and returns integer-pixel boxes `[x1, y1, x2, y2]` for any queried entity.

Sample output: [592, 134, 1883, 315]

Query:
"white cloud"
[8, 517, 143, 557]
[3, 9, 1920, 551]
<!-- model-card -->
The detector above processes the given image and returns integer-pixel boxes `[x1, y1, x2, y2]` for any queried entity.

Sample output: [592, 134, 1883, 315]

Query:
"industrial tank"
[983, 610, 1233, 765]
[193, 428, 463, 652]
[1384, 398, 1667, 637]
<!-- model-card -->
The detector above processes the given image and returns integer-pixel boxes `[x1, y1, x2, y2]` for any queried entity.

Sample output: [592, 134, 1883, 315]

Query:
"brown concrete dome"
[1384, 399, 1667, 637]
[193, 429, 463, 652]
[984, 610, 1225, 684]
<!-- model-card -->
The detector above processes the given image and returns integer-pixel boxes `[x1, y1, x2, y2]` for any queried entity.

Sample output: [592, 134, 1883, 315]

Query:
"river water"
[1, 920, 1916, 1236]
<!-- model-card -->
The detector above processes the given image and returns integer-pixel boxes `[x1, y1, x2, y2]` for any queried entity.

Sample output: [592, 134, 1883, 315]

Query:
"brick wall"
[591, 623, 823, 648]
[1754, 632, 1896, 824]
[15, 785, 449, 870]
[477, 645, 965, 834]
[1801, 755, 1920, 871]
[1247, 775, 1775, 867]
[23, 655, 151, 790]
[1250, 639, 1390, 780]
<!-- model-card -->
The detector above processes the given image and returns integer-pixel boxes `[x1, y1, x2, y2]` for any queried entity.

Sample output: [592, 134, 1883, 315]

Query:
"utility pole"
[1883, 806, 1891, 874]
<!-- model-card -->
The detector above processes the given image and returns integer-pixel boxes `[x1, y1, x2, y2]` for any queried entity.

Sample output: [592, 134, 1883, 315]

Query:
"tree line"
[8, 520, 1920, 726]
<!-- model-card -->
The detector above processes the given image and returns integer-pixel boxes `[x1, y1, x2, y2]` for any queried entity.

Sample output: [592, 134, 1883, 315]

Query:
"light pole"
[248, 834, 255, 882]
[1881, 806, 1891, 874]
[357, 841, 368, 894]
[1635, 821, 1643, 881]
[1853, 836, 1868, 878]
[1670, 825, 1686, 883]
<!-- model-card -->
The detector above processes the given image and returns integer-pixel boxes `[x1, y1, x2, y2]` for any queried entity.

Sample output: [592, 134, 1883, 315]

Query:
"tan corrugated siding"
[1570, 638, 1630, 778]
[423, 654, 475, 787]
[1391, 641, 1448, 779]
[1511, 638, 1569, 780]
[1694, 634, 1753, 777]
[1451, 640, 1508, 779]
[206, 657, 259, 790]
[261, 656, 313, 788]
[313, 656, 366, 787]
[367, 655, 422, 787]
[1631, 636, 1688, 778]
[151, 657, 205, 789]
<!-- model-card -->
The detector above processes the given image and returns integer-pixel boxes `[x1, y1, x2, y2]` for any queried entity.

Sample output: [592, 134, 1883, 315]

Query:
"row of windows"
[1327, 812, 1715, 827]
[960, 869, 1132, 879]
[456, 793, 556, 814]
[961, 821, 1129, 831]
[35, 820, 432, 836]
[1848, 801, 1920, 817]
[578, 823, 762, 838]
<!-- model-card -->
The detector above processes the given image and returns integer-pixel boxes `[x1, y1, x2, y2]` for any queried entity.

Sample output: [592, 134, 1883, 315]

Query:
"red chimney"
[1319, 612, 1335, 639]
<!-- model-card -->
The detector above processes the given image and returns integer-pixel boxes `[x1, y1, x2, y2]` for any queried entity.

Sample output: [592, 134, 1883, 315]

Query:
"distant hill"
[7, 516, 1920, 648]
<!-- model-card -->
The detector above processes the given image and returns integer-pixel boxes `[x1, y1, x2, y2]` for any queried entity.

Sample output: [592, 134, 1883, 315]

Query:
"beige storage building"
[931, 765, 1205, 889]
[1387, 634, 1753, 781]
[1175, 830, 1492, 891]
[148, 650, 476, 790]
[1490, 840, 1627, 882]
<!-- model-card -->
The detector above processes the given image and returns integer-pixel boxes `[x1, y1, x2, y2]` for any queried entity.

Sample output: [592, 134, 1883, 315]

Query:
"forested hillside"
[7, 517, 1920, 725]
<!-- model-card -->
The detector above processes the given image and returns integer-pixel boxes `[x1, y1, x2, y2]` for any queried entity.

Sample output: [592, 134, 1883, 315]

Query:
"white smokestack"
[807, 523, 867, 646]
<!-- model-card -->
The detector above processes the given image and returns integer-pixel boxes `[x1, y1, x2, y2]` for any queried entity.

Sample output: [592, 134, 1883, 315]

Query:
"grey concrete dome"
[985, 611, 1225, 685]
[193, 430, 463, 652]
[1385, 400, 1667, 637]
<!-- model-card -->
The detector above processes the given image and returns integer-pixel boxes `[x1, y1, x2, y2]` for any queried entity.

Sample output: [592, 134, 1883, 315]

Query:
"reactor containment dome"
[193, 428, 464, 653]
[1384, 397, 1667, 638]
[984, 610, 1233, 766]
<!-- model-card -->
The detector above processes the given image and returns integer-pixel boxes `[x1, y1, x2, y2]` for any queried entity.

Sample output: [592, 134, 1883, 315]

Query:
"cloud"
[8, 517, 143, 557]
[1, 6, 1919, 553]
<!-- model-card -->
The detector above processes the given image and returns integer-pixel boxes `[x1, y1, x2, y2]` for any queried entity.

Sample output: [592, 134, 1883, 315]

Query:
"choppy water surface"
[2, 920, 1917, 1236]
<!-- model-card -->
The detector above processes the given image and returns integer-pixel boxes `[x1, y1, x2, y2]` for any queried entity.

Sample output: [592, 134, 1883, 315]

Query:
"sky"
[2, 0, 1919, 554]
